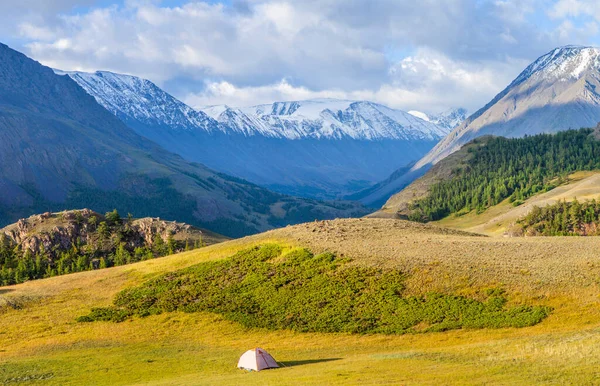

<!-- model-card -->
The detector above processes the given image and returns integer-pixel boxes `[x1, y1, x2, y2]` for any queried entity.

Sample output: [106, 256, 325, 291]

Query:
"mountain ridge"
[414, 45, 600, 170]
[367, 45, 600, 210]
[63, 70, 449, 199]
[0, 42, 367, 237]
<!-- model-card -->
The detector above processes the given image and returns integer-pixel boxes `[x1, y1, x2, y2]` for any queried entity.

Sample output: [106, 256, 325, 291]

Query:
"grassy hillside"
[78, 244, 550, 332]
[378, 129, 600, 223]
[1, 218, 600, 384]
[436, 171, 600, 235]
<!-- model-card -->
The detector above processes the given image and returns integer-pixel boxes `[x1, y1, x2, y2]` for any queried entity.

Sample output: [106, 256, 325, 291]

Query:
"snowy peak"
[60, 70, 219, 133]
[211, 99, 451, 141]
[63, 68, 449, 142]
[408, 108, 467, 130]
[200, 104, 231, 119]
[199, 105, 275, 137]
[430, 108, 468, 130]
[248, 99, 356, 118]
[413, 45, 600, 170]
[407, 110, 431, 122]
[513, 45, 600, 85]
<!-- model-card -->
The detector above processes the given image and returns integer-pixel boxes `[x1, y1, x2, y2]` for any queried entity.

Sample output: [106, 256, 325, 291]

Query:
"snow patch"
[408, 110, 431, 122]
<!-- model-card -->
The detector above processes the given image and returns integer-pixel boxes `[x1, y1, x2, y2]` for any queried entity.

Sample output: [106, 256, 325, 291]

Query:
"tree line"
[409, 129, 600, 221]
[513, 199, 600, 236]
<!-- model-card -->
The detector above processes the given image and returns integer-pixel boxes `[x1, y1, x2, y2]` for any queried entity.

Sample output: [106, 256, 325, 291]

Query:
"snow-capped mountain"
[408, 108, 467, 131]
[414, 45, 600, 169]
[429, 108, 468, 131]
[200, 99, 447, 141]
[63, 70, 449, 200]
[359, 45, 600, 208]
[60, 71, 220, 134]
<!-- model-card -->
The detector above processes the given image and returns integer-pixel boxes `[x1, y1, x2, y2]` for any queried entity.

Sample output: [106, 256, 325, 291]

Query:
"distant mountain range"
[202, 99, 450, 140]
[0, 43, 366, 237]
[372, 45, 600, 212]
[62, 70, 451, 199]
[408, 108, 468, 131]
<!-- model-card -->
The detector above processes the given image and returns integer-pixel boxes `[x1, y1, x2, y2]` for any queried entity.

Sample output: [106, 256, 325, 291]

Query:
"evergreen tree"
[105, 209, 121, 226]
[410, 129, 600, 221]
[167, 236, 176, 255]
[153, 234, 167, 257]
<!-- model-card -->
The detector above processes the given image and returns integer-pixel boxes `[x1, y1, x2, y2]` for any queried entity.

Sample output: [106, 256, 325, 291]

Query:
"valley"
[0, 43, 368, 238]
[1, 218, 600, 384]
[65, 71, 454, 200]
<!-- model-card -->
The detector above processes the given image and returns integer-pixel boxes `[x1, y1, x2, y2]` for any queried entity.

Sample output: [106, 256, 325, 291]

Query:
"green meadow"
[1, 220, 600, 384]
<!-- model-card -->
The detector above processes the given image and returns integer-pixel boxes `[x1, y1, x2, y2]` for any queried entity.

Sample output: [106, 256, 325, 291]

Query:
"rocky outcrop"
[131, 217, 194, 245]
[0, 209, 204, 257]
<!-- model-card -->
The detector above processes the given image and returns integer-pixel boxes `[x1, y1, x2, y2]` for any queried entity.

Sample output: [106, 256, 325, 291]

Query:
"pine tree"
[153, 234, 167, 257]
[167, 236, 176, 255]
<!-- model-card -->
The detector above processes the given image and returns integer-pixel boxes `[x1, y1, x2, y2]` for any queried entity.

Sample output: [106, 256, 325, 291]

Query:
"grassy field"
[2, 219, 600, 384]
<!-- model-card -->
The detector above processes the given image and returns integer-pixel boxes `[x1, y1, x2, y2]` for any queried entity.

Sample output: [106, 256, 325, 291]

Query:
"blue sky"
[2, 0, 600, 113]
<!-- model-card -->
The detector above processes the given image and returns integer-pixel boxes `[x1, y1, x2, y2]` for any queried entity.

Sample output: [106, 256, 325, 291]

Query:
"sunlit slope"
[437, 171, 600, 235]
[1, 218, 600, 384]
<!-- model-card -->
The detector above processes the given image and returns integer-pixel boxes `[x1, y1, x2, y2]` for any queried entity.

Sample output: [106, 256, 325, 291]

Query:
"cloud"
[5, 0, 600, 113]
[185, 48, 527, 113]
[548, 0, 600, 20]
[554, 19, 599, 41]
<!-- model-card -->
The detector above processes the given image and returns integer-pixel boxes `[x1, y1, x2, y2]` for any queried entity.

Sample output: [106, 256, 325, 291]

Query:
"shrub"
[78, 245, 552, 334]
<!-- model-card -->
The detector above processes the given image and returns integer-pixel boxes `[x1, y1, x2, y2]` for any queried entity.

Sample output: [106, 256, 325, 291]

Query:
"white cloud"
[186, 79, 347, 108]
[18, 23, 57, 41]
[555, 19, 599, 41]
[4, 0, 600, 113]
[548, 0, 600, 20]
[185, 48, 527, 114]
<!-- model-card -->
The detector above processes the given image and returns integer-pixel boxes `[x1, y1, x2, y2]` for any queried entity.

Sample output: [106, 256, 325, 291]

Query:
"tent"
[237, 348, 280, 371]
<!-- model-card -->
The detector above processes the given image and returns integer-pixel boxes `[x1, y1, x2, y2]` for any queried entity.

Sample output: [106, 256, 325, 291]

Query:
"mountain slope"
[369, 137, 492, 215]
[62, 70, 220, 135]
[377, 129, 600, 222]
[435, 170, 600, 236]
[2, 218, 600, 383]
[415, 45, 600, 169]
[371, 45, 600, 210]
[0, 43, 366, 237]
[64, 69, 448, 199]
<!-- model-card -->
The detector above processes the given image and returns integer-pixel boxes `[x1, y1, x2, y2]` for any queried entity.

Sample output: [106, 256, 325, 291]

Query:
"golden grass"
[1, 219, 600, 384]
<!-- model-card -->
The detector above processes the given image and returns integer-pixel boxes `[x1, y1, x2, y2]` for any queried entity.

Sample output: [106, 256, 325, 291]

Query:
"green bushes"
[79, 244, 551, 334]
